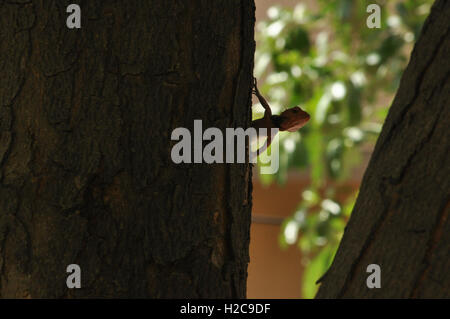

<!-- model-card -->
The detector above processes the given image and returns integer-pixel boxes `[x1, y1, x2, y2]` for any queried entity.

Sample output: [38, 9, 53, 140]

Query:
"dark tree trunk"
[0, 0, 255, 298]
[316, 0, 449, 298]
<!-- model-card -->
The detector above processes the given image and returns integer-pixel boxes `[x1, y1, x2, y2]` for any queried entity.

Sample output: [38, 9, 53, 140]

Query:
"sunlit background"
[248, 0, 432, 298]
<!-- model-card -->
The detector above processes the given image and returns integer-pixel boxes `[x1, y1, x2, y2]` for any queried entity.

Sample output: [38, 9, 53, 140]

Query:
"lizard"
[251, 77, 310, 157]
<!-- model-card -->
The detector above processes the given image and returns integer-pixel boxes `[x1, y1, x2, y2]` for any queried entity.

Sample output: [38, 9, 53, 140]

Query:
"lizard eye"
[292, 108, 298, 113]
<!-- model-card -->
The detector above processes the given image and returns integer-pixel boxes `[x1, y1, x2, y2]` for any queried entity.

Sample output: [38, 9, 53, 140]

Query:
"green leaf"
[302, 246, 335, 298]
[285, 27, 311, 54]
[304, 131, 324, 186]
[314, 92, 332, 125]
[347, 83, 362, 125]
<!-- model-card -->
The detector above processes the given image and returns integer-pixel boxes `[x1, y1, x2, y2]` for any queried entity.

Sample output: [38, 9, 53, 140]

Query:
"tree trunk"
[316, 0, 449, 299]
[0, 0, 255, 298]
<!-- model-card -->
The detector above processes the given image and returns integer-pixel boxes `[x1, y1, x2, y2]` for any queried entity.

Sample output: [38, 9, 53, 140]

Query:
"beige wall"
[248, 173, 360, 298]
[248, 176, 308, 298]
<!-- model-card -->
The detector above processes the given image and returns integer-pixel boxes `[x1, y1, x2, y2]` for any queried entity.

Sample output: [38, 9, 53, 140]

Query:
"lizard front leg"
[251, 77, 278, 158]
[252, 77, 272, 118]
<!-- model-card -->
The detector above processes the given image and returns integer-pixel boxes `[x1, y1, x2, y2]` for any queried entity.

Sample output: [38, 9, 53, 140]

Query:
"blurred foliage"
[253, 0, 432, 298]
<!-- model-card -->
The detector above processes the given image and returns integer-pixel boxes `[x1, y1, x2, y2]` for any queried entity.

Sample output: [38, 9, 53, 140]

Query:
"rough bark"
[0, 0, 255, 298]
[316, 0, 449, 298]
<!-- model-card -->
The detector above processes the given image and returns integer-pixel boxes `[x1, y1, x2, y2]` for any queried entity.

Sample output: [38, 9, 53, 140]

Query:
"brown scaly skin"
[251, 78, 310, 155]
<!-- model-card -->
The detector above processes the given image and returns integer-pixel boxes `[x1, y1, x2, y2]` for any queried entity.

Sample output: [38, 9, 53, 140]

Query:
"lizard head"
[279, 106, 310, 132]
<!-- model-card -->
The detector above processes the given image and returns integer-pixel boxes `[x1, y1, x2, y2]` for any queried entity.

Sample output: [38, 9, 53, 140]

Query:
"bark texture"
[316, 0, 449, 298]
[0, 0, 255, 298]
